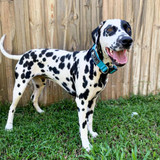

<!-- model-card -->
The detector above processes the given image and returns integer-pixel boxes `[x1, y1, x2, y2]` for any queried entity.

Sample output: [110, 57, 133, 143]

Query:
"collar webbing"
[91, 44, 117, 74]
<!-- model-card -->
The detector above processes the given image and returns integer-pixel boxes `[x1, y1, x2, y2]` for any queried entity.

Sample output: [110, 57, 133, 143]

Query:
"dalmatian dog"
[0, 19, 133, 151]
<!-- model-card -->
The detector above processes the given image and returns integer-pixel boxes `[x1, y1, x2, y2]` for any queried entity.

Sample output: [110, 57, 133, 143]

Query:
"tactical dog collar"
[91, 44, 117, 74]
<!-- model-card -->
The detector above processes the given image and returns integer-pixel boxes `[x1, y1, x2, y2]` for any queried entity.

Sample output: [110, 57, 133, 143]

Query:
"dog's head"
[92, 19, 133, 67]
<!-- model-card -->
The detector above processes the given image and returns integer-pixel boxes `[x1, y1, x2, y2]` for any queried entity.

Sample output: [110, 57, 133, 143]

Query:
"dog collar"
[91, 44, 117, 74]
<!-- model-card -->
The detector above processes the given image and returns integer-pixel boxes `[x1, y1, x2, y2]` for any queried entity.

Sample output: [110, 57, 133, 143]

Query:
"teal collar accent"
[91, 44, 117, 74]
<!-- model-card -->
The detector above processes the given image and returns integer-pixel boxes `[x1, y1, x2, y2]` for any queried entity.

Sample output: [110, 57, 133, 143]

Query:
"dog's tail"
[0, 35, 21, 60]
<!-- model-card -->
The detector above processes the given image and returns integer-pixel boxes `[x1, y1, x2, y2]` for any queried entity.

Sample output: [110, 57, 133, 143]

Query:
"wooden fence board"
[0, 0, 15, 102]
[131, 0, 143, 95]
[148, 0, 160, 94]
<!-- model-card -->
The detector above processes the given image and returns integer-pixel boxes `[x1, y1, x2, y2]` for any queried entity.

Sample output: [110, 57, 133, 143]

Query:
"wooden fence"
[0, 0, 160, 105]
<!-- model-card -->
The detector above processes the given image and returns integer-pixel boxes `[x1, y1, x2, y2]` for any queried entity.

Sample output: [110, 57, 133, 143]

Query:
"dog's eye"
[103, 26, 118, 36]
[127, 27, 131, 33]
[107, 28, 113, 32]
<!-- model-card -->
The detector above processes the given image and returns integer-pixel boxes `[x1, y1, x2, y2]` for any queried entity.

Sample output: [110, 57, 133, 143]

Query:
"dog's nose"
[120, 36, 133, 48]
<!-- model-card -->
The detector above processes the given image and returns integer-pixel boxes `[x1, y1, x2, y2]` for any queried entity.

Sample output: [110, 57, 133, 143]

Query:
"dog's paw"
[83, 143, 92, 152]
[5, 124, 13, 131]
[91, 131, 98, 138]
[37, 109, 45, 113]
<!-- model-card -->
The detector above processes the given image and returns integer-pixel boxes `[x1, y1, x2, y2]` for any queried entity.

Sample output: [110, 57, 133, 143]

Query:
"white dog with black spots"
[0, 19, 133, 151]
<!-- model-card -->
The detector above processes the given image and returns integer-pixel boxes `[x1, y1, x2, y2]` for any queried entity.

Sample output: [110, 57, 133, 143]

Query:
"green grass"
[0, 94, 160, 159]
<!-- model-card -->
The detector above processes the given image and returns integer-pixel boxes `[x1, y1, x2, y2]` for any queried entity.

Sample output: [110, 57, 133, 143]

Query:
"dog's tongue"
[112, 50, 127, 65]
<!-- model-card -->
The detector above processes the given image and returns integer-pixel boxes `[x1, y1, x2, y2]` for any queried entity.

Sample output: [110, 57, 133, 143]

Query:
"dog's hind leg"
[31, 76, 46, 113]
[5, 78, 31, 130]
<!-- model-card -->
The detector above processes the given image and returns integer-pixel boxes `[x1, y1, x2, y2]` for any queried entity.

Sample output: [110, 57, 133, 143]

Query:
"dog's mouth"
[105, 47, 127, 67]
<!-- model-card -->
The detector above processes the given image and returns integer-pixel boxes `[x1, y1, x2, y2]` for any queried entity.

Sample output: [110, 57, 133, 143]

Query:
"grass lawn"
[0, 94, 160, 159]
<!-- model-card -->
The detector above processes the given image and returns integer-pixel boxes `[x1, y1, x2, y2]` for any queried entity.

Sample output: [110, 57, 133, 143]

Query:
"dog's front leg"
[87, 97, 98, 138]
[76, 97, 91, 152]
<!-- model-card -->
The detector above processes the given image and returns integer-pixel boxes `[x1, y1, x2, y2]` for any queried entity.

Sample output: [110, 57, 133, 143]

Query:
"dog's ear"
[92, 21, 105, 44]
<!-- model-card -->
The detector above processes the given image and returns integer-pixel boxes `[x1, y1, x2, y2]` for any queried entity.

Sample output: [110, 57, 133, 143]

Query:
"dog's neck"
[90, 44, 117, 74]
[96, 43, 113, 65]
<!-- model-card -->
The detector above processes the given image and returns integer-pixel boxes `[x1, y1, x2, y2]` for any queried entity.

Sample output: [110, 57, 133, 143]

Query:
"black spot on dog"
[31, 52, 37, 62]
[38, 62, 44, 68]
[62, 82, 70, 93]
[21, 73, 25, 79]
[89, 62, 94, 80]
[55, 76, 59, 80]
[55, 49, 59, 51]
[15, 72, 19, 79]
[79, 89, 89, 100]
[82, 108, 85, 111]
[23, 61, 34, 70]
[46, 52, 53, 57]
[26, 71, 31, 79]
[60, 56, 65, 62]
[66, 77, 70, 82]
[88, 99, 94, 108]
[28, 62, 34, 70]
[67, 63, 71, 70]
[66, 54, 71, 60]
[52, 55, 57, 60]
[18, 92, 21, 96]
[98, 74, 107, 87]
[42, 58, 46, 62]
[84, 49, 92, 61]
[96, 91, 100, 96]
[22, 80, 26, 83]
[67, 54, 71, 60]
[94, 83, 98, 88]
[86, 110, 93, 119]
[17, 84, 20, 87]
[12, 110, 14, 113]
[83, 76, 88, 88]
[41, 69, 45, 73]
[71, 59, 79, 79]
[81, 100, 84, 105]
[36, 84, 40, 88]
[70, 77, 76, 92]
[70, 62, 78, 76]
[82, 120, 87, 129]
[49, 67, 60, 74]
[94, 71, 97, 76]
[23, 61, 28, 68]
[24, 53, 30, 59]
[85, 65, 89, 74]
[42, 49, 48, 55]
[73, 51, 79, 57]
[59, 63, 65, 69]
[19, 55, 25, 65]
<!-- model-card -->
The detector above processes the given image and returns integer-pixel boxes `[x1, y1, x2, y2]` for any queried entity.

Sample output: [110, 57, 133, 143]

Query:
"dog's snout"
[120, 37, 133, 48]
